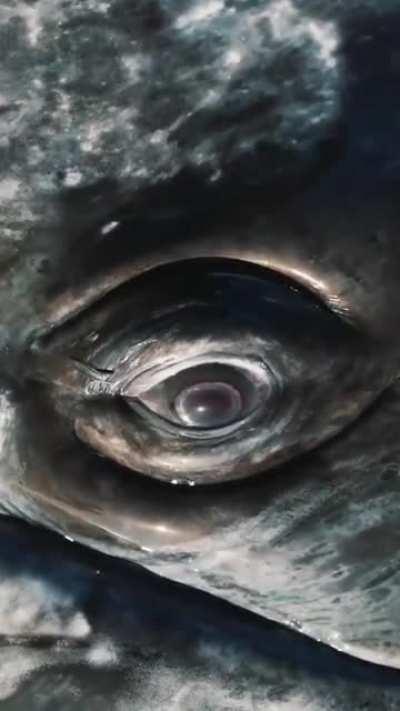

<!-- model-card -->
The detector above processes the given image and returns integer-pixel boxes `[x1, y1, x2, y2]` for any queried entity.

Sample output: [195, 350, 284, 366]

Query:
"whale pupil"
[174, 381, 243, 428]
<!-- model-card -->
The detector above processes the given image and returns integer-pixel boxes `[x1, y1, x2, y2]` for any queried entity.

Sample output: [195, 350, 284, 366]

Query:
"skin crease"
[1, 0, 400, 708]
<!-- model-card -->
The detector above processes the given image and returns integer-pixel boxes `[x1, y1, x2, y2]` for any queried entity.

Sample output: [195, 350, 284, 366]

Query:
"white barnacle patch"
[175, 0, 225, 30]
[80, 120, 109, 154]
[266, 0, 339, 72]
[266, 0, 301, 39]
[149, 129, 169, 146]
[90, 0, 110, 13]
[0, 649, 49, 701]
[0, 577, 91, 639]
[62, 168, 83, 188]
[17, 3, 43, 48]
[223, 48, 243, 68]
[0, 179, 21, 203]
[308, 19, 339, 70]
[86, 638, 119, 667]
[120, 54, 147, 83]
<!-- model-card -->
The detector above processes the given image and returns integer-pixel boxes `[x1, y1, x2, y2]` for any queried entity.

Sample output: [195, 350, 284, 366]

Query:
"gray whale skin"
[1, 0, 400, 708]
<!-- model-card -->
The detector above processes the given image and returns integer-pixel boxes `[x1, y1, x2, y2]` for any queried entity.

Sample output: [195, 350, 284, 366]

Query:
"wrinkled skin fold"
[1, 0, 400, 707]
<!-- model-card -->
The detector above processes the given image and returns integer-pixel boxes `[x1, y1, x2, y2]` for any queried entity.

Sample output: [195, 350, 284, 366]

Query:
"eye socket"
[123, 360, 270, 434]
[29, 258, 382, 486]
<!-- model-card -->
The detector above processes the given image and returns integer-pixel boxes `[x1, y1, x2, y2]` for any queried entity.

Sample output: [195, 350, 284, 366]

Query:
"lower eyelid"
[124, 396, 252, 440]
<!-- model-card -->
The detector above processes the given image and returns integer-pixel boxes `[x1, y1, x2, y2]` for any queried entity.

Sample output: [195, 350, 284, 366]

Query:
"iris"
[174, 380, 243, 428]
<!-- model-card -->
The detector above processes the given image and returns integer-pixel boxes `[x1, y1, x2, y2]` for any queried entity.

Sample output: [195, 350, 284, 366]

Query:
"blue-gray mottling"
[1, 0, 400, 709]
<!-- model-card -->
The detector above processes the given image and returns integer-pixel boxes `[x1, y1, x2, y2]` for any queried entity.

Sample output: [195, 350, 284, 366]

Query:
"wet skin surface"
[2, 517, 400, 710]
[1, 0, 400, 707]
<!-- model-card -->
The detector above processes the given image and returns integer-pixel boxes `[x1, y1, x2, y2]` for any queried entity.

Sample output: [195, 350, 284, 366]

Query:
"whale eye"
[124, 361, 269, 435]
[29, 258, 380, 486]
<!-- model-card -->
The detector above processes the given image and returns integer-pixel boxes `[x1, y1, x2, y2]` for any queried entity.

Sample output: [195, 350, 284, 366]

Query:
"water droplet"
[100, 220, 119, 236]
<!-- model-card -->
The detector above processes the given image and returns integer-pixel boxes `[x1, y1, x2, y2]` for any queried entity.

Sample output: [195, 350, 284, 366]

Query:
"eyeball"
[123, 358, 272, 437]
[175, 381, 242, 428]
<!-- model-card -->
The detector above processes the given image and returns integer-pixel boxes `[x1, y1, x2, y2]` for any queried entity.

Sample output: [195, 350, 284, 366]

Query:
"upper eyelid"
[44, 185, 355, 333]
[42, 256, 351, 344]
